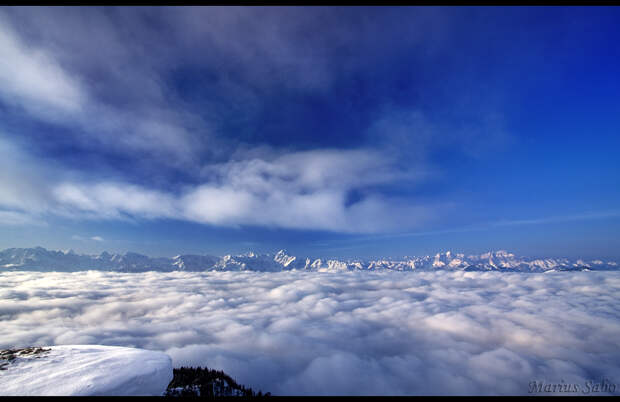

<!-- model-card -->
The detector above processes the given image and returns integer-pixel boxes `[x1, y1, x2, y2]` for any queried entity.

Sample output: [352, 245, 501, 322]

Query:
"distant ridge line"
[0, 247, 618, 273]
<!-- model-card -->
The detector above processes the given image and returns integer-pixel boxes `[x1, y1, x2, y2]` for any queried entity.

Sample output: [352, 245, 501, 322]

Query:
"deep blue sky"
[0, 6, 618, 259]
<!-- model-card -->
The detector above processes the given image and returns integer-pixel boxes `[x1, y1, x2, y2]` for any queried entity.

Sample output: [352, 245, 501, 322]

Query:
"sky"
[0, 6, 618, 259]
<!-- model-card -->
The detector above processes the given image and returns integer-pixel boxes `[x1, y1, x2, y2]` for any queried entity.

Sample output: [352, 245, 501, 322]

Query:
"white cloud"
[0, 16, 202, 165]
[1, 270, 619, 395]
[46, 149, 431, 233]
[0, 7, 456, 172]
[491, 211, 620, 227]
[0, 19, 86, 117]
[53, 182, 177, 220]
[0, 136, 55, 214]
[72, 235, 104, 242]
[0, 210, 43, 226]
[1, 132, 430, 233]
[181, 149, 432, 232]
[0, 10, 481, 234]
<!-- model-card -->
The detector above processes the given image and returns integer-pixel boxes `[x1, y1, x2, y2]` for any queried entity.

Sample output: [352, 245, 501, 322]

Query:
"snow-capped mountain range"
[0, 247, 618, 273]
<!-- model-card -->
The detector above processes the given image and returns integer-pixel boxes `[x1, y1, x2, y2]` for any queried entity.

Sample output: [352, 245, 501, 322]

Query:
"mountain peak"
[0, 247, 618, 273]
[274, 249, 296, 267]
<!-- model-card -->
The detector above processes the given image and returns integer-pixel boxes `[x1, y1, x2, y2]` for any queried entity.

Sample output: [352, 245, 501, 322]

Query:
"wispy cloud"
[72, 235, 105, 242]
[0, 13, 202, 166]
[0, 7, 456, 174]
[490, 211, 620, 227]
[0, 210, 43, 226]
[52, 149, 432, 233]
[317, 210, 620, 248]
[0, 19, 86, 118]
[1, 127, 437, 233]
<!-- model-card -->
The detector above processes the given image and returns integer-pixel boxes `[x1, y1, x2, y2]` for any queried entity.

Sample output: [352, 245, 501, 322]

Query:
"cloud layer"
[1, 270, 619, 395]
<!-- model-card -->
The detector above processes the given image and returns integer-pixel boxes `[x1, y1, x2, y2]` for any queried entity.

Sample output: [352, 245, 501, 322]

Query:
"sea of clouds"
[1, 270, 620, 395]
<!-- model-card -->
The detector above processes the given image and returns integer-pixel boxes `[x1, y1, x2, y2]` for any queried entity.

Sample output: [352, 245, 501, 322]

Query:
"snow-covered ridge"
[1, 247, 618, 272]
[0, 345, 172, 396]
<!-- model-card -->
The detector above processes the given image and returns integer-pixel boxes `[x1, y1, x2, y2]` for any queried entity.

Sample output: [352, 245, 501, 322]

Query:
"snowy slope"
[0, 247, 618, 273]
[0, 345, 172, 396]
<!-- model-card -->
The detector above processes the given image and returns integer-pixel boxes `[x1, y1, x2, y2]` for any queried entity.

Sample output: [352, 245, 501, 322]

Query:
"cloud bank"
[1, 270, 619, 395]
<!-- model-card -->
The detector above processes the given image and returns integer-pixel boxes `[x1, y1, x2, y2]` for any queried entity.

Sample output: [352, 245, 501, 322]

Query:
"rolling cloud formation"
[1, 270, 619, 395]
